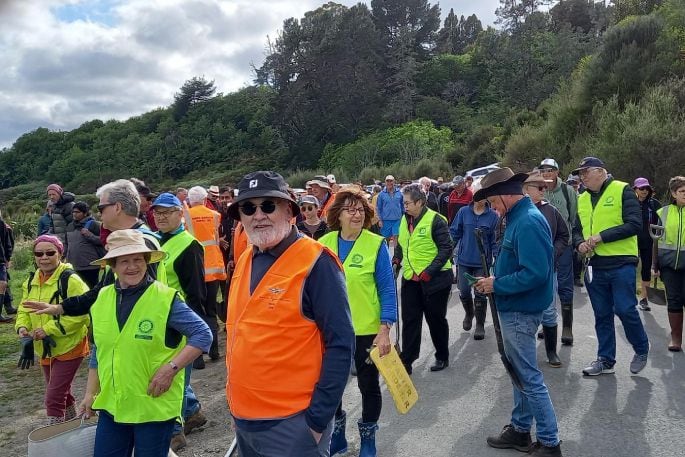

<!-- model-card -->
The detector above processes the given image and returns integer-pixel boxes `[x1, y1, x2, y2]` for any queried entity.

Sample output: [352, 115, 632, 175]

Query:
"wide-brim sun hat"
[473, 167, 529, 201]
[91, 229, 167, 266]
[228, 170, 299, 220]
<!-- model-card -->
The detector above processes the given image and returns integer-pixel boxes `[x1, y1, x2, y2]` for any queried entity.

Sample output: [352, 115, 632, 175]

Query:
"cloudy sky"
[0, 0, 500, 148]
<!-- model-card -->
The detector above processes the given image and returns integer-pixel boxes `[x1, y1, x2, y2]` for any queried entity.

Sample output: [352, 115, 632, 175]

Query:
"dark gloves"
[419, 271, 432, 282]
[18, 336, 34, 369]
[42, 335, 57, 359]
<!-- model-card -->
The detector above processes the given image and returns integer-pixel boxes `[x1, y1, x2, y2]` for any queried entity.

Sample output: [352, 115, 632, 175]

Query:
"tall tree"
[371, 0, 441, 59]
[496, 0, 553, 30]
[436, 10, 483, 54]
[172, 77, 216, 121]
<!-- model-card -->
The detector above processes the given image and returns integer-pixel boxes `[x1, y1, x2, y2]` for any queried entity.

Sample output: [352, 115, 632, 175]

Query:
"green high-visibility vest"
[319, 230, 383, 335]
[657, 204, 685, 269]
[578, 180, 637, 256]
[162, 229, 200, 299]
[398, 209, 451, 280]
[91, 282, 185, 423]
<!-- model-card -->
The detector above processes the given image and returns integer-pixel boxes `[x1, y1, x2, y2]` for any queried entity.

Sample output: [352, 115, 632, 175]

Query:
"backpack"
[26, 268, 76, 335]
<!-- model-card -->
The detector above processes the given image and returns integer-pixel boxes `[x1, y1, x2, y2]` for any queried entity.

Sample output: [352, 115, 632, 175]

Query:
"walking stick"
[474, 228, 523, 390]
[224, 437, 238, 456]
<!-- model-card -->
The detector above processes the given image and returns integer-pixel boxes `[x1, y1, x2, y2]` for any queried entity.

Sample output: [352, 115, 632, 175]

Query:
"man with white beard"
[224, 171, 354, 457]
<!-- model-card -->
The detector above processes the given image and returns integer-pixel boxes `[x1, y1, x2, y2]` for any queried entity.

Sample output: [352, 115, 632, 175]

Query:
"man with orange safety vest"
[185, 186, 227, 361]
[225, 171, 354, 457]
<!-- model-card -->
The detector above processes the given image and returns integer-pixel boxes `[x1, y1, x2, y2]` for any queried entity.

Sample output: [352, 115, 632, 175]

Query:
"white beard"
[246, 220, 292, 250]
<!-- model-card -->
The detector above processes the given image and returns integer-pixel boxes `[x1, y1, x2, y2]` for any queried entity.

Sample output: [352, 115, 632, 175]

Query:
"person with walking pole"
[473, 168, 562, 457]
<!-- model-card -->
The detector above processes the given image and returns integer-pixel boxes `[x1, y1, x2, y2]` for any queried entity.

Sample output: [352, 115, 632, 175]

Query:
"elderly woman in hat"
[15, 234, 91, 424]
[632, 177, 661, 311]
[473, 168, 562, 457]
[79, 229, 211, 457]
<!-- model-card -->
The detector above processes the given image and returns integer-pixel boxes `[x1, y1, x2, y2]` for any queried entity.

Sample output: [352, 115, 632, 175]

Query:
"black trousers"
[661, 267, 685, 312]
[400, 279, 450, 365]
[336, 334, 382, 423]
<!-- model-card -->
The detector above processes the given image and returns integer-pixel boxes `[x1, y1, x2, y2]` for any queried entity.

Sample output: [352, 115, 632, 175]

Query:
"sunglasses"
[637, 186, 650, 191]
[34, 250, 58, 258]
[239, 200, 277, 216]
[300, 205, 316, 212]
[97, 202, 116, 212]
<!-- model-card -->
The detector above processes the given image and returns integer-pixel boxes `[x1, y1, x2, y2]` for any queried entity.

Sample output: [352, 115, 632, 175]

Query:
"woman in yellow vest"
[79, 230, 211, 457]
[319, 188, 397, 457]
[15, 234, 90, 425]
[654, 176, 685, 352]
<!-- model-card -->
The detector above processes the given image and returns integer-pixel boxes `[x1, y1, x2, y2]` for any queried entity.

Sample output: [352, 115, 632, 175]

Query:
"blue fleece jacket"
[376, 186, 404, 221]
[450, 203, 499, 268]
[493, 196, 553, 313]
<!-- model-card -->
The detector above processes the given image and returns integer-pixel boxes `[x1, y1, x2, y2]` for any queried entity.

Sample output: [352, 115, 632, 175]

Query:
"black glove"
[42, 335, 57, 359]
[18, 336, 35, 369]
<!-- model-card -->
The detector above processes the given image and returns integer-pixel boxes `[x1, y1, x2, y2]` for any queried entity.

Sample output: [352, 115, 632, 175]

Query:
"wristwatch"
[168, 360, 179, 371]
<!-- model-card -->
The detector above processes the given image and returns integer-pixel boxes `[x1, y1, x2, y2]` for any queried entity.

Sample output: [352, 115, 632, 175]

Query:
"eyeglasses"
[239, 200, 277, 216]
[97, 202, 116, 212]
[152, 209, 179, 219]
[578, 167, 597, 178]
[342, 206, 364, 215]
[300, 205, 316, 212]
[34, 250, 58, 258]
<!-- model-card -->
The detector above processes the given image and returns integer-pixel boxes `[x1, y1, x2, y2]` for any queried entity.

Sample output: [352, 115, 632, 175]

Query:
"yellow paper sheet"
[369, 346, 418, 414]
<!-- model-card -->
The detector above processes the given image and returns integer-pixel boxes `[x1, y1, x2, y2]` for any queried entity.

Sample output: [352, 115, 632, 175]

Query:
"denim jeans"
[94, 410, 175, 457]
[556, 245, 574, 303]
[585, 264, 650, 364]
[541, 273, 558, 327]
[456, 265, 486, 300]
[499, 310, 560, 447]
[173, 365, 201, 434]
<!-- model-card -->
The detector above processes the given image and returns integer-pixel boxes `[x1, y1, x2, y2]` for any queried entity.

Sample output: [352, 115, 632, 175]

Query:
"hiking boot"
[0, 314, 12, 323]
[184, 409, 208, 435]
[170, 432, 187, 452]
[192, 356, 206, 370]
[582, 359, 614, 376]
[4, 305, 17, 315]
[528, 441, 563, 456]
[461, 296, 474, 331]
[630, 353, 648, 375]
[638, 298, 651, 312]
[209, 340, 220, 361]
[486, 424, 532, 452]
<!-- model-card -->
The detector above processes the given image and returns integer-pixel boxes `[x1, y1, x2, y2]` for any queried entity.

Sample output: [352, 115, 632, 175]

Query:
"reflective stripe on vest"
[578, 180, 637, 257]
[162, 230, 198, 299]
[226, 236, 340, 420]
[657, 204, 685, 269]
[187, 206, 227, 281]
[319, 230, 383, 335]
[91, 282, 185, 423]
[398, 209, 451, 280]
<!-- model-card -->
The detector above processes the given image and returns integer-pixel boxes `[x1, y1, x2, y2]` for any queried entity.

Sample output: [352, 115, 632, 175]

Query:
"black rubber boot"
[543, 325, 562, 367]
[561, 303, 573, 346]
[486, 424, 532, 452]
[461, 296, 474, 331]
[473, 297, 487, 340]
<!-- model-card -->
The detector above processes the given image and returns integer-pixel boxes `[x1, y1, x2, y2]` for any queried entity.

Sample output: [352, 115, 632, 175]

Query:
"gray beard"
[247, 221, 292, 251]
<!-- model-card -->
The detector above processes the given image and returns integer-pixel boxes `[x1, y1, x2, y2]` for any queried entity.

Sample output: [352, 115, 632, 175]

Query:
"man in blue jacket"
[376, 175, 404, 245]
[474, 168, 562, 457]
[449, 199, 499, 340]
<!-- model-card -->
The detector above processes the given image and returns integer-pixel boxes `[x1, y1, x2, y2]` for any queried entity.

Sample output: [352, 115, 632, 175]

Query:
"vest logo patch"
[603, 196, 615, 207]
[349, 253, 364, 268]
[268, 287, 285, 294]
[138, 319, 154, 334]
[418, 227, 427, 235]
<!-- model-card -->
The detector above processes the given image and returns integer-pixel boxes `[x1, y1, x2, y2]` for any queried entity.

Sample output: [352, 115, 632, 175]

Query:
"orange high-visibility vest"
[225, 236, 340, 420]
[232, 222, 249, 264]
[186, 205, 227, 281]
[320, 193, 334, 221]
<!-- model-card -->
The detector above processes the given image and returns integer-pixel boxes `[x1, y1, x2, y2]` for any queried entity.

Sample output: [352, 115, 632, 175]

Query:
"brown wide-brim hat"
[91, 229, 167, 266]
[473, 167, 529, 201]
[227, 171, 299, 219]
[524, 171, 554, 186]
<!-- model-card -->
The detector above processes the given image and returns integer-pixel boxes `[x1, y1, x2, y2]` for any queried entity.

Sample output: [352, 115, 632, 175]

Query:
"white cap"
[539, 158, 559, 169]
[326, 174, 336, 184]
[385, 175, 395, 181]
[187, 186, 208, 203]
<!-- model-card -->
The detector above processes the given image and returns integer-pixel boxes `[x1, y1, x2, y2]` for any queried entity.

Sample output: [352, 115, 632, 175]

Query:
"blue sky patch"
[53, 0, 119, 26]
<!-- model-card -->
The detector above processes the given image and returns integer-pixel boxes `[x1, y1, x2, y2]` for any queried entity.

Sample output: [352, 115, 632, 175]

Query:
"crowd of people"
[1, 157, 683, 457]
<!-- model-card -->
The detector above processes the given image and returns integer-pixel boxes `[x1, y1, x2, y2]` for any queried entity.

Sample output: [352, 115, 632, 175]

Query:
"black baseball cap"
[227, 171, 299, 219]
[571, 157, 605, 175]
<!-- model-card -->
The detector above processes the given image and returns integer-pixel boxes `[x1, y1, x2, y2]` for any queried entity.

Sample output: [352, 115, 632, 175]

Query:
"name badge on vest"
[135, 319, 154, 340]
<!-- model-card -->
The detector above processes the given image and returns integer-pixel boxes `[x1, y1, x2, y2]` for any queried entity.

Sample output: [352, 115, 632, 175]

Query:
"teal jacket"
[493, 196, 553, 313]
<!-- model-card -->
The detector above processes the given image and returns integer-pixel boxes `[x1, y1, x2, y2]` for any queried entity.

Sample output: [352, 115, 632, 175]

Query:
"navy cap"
[152, 192, 182, 208]
[228, 171, 299, 219]
[572, 157, 605, 175]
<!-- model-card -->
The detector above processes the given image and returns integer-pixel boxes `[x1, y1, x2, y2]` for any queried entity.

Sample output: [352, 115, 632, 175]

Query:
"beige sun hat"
[91, 229, 167, 266]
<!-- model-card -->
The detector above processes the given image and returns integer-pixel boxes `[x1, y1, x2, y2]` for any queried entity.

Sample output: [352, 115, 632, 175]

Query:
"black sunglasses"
[637, 186, 650, 191]
[300, 205, 316, 212]
[239, 200, 277, 216]
[97, 202, 116, 212]
[34, 250, 58, 258]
